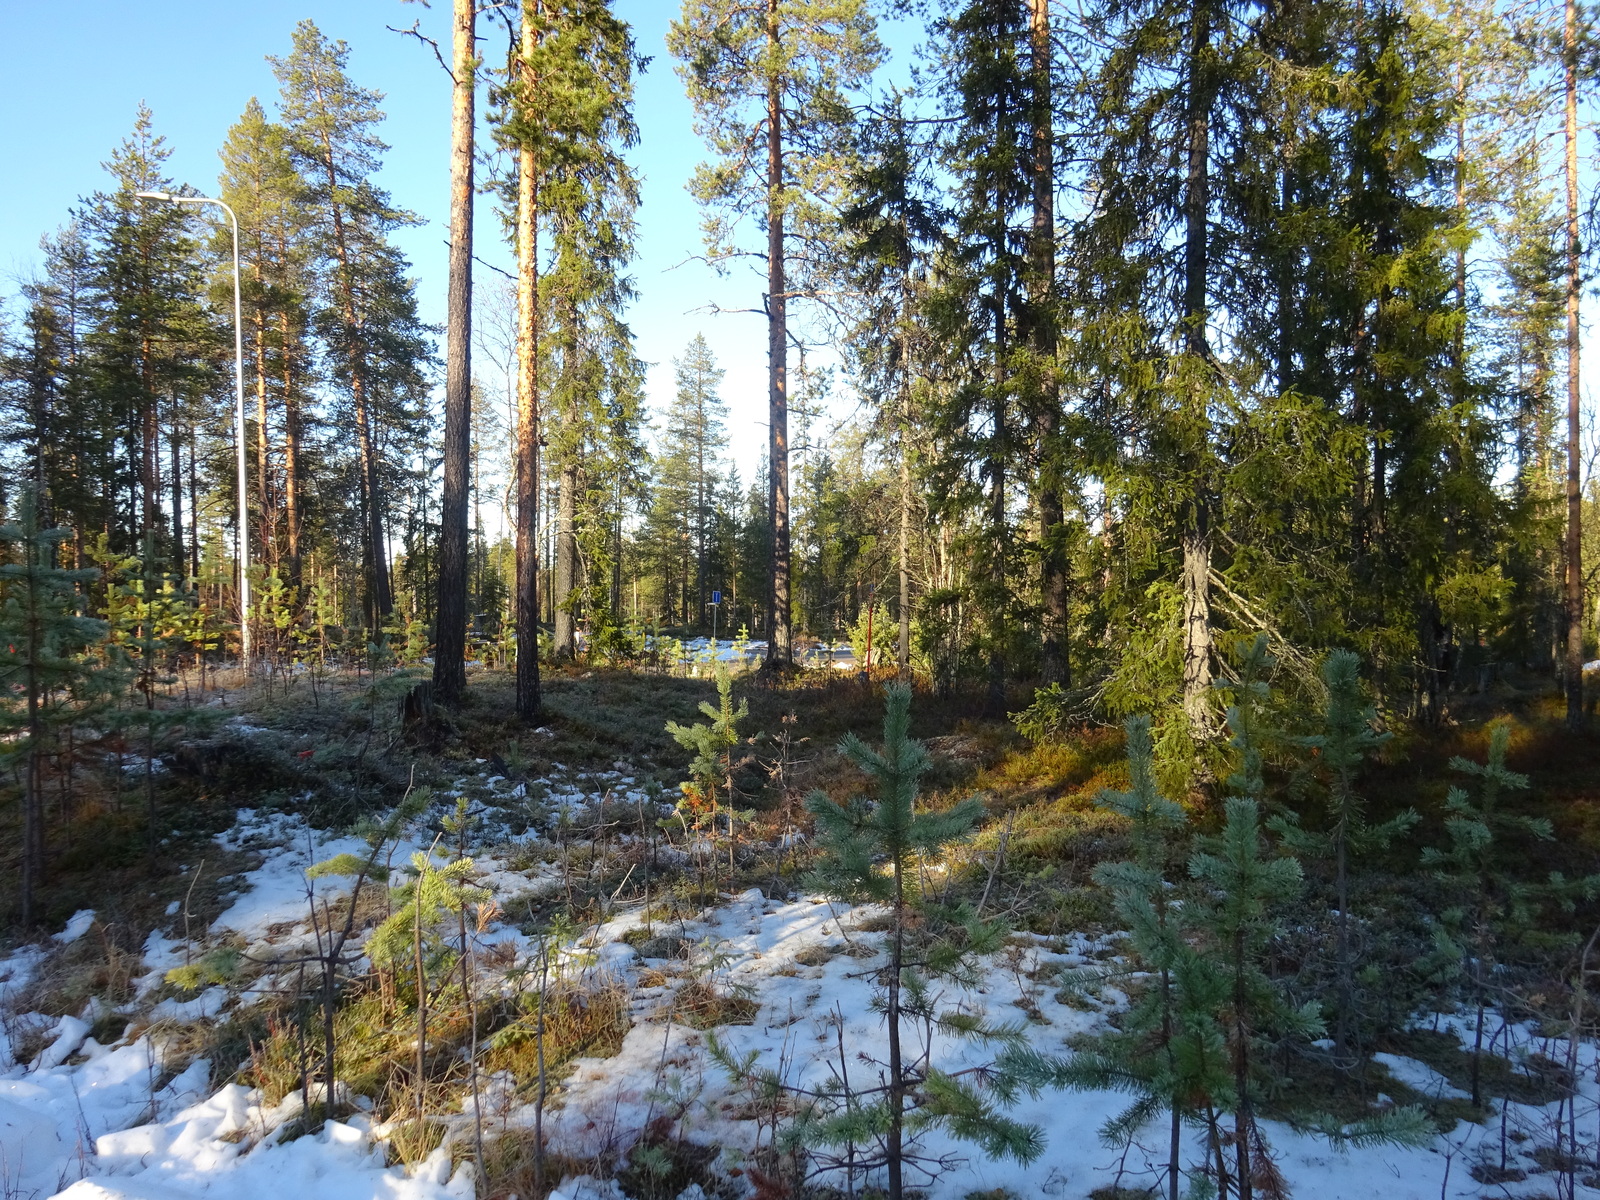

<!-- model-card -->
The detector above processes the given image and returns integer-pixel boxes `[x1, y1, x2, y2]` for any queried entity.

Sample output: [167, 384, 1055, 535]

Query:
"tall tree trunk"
[554, 462, 578, 657]
[1030, 0, 1068, 688]
[763, 0, 792, 669]
[313, 86, 391, 627]
[255, 305, 275, 570]
[170, 414, 185, 578]
[987, 198, 1008, 717]
[435, 0, 477, 707]
[697, 433, 707, 629]
[898, 369, 911, 678]
[281, 303, 303, 589]
[1180, 3, 1215, 740]
[1565, 0, 1585, 728]
[187, 423, 200, 581]
[1452, 0, 1467, 403]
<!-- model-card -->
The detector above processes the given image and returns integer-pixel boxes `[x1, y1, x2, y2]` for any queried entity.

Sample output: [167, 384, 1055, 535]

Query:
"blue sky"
[0, 1, 910, 479]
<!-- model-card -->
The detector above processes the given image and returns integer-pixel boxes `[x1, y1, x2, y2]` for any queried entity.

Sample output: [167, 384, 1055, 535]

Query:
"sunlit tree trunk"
[435, 0, 477, 706]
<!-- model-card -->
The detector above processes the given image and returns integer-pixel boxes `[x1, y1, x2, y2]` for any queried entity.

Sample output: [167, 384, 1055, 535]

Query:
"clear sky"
[0, 1, 904, 482]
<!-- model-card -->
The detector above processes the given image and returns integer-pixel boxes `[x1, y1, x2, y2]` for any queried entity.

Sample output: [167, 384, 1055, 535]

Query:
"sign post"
[710, 590, 722, 655]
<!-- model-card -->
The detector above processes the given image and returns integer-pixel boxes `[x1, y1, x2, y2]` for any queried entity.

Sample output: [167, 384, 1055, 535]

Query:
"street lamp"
[136, 191, 251, 670]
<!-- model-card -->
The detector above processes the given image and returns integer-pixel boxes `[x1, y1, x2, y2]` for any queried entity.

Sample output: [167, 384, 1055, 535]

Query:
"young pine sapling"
[1269, 649, 1417, 1061]
[803, 683, 1046, 1200]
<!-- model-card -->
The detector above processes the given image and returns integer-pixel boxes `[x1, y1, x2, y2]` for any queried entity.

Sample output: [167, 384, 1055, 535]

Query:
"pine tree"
[434, 0, 479, 708]
[804, 684, 1041, 1200]
[1186, 637, 1321, 1198]
[669, 0, 882, 670]
[1189, 798, 1315, 1199]
[1558, 0, 1588, 727]
[1057, 716, 1218, 1200]
[0, 489, 109, 926]
[1270, 650, 1417, 1060]
[273, 21, 433, 631]
[1421, 721, 1554, 1108]
[499, 0, 545, 721]
[217, 97, 314, 587]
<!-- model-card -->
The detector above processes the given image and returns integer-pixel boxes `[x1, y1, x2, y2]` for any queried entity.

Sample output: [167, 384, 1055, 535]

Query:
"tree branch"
[389, 19, 456, 84]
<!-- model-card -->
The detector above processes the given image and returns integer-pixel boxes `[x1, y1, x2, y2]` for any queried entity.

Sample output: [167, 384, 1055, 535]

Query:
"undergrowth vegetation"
[0, 648, 1598, 1200]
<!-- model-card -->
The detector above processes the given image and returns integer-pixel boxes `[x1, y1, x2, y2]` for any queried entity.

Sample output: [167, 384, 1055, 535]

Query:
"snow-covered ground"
[3, 758, 1597, 1200]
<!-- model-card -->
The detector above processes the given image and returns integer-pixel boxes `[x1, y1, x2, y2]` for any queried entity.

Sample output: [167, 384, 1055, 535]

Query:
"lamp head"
[134, 190, 174, 201]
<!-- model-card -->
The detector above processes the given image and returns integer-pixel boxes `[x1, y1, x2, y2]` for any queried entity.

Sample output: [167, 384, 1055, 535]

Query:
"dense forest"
[1, 1, 1599, 1199]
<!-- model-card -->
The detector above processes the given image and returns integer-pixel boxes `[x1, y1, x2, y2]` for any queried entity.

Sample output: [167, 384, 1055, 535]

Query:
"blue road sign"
[711, 590, 722, 605]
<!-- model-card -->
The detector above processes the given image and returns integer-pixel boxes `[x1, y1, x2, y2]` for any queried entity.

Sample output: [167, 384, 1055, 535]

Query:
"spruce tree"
[78, 104, 216, 564]
[0, 489, 109, 926]
[839, 93, 941, 678]
[665, 663, 750, 884]
[525, 0, 643, 659]
[927, 0, 1064, 711]
[670, 335, 728, 628]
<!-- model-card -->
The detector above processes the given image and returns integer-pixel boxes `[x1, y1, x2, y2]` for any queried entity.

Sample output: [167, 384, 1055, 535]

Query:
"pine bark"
[255, 303, 275, 569]
[1566, 0, 1586, 727]
[309, 73, 392, 626]
[515, 8, 543, 721]
[280, 301, 303, 589]
[169, 418, 184, 577]
[763, 0, 792, 670]
[434, 0, 477, 707]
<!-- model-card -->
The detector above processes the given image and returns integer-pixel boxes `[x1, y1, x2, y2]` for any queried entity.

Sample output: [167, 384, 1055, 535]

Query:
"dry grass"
[480, 979, 633, 1087]
[671, 979, 759, 1030]
[16, 917, 142, 1020]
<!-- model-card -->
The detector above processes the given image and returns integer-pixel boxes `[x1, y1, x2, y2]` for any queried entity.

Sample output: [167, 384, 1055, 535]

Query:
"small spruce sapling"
[0, 489, 109, 926]
[1269, 649, 1417, 1060]
[666, 662, 751, 883]
[803, 683, 1044, 1200]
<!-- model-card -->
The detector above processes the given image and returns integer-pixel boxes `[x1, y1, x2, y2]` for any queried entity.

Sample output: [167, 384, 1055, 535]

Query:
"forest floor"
[1, 662, 1598, 1200]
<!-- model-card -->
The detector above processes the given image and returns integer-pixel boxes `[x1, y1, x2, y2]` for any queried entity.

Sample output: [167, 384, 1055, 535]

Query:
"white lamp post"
[136, 191, 251, 670]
